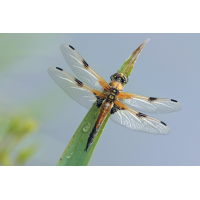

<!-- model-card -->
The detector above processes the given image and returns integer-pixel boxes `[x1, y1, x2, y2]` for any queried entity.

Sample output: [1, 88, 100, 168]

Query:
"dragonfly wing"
[60, 44, 110, 92]
[110, 101, 170, 134]
[48, 67, 106, 109]
[118, 92, 182, 113]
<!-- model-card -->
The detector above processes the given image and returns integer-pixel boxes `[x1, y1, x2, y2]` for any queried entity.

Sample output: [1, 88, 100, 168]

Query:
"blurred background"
[0, 33, 199, 166]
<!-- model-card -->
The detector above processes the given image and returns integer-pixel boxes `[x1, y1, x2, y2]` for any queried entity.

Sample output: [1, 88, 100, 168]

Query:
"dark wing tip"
[171, 99, 178, 102]
[69, 45, 75, 50]
[161, 121, 167, 126]
[56, 67, 63, 71]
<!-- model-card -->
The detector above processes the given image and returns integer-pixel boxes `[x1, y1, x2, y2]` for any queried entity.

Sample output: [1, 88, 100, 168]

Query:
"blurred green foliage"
[0, 116, 39, 165]
[0, 115, 38, 165]
[0, 33, 48, 165]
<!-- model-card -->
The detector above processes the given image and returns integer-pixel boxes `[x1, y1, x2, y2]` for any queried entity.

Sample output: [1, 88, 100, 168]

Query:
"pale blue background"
[1, 34, 199, 165]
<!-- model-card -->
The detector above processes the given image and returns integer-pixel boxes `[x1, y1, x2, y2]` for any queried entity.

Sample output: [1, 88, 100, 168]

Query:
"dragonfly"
[48, 43, 182, 152]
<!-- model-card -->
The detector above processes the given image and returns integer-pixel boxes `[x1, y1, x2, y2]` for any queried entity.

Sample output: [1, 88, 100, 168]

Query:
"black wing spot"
[83, 59, 89, 68]
[171, 99, 177, 102]
[161, 121, 167, 126]
[110, 104, 124, 114]
[56, 67, 63, 71]
[149, 97, 157, 102]
[75, 78, 83, 87]
[69, 45, 75, 50]
[136, 112, 147, 118]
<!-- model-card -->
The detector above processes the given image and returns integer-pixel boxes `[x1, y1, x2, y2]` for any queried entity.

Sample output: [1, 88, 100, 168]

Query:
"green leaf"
[57, 104, 100, 166]
[118, 39, 150, 79]
[57, 39, 150, 166]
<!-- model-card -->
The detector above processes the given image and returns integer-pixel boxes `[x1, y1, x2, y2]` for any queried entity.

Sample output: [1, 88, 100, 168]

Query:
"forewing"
[118, 92, 182, 113]
[48, 67, 106, 109]
[60, 44, 110, 92]
[110, 101, 170, 134]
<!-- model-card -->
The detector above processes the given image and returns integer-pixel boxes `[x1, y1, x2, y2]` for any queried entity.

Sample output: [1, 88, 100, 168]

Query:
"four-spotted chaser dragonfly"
[48, 44, 182, 152]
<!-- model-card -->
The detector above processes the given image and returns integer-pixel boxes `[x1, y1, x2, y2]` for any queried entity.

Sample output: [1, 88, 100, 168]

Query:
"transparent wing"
[118, 92, 182, 113]
[110, 101, 170, 134]
[48, 67, 106, 109]
[60, 44, 110, 92]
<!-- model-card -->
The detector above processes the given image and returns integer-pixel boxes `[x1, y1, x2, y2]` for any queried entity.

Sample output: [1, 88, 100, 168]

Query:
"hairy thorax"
[109, 80, 124, 91]
[103, 80, 123, 103]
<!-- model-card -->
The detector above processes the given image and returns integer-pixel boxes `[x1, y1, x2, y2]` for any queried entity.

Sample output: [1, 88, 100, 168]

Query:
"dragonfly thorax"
[106, 87, 119, 103]
[110, 87, 119, 95]
[109, 80, 124, 91]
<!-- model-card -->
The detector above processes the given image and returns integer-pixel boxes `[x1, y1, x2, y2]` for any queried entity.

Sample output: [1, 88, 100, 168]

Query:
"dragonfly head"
[110, 73, 128, 84]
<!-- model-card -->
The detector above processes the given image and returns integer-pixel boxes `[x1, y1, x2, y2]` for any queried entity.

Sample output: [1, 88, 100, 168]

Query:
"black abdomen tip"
[56, 67, 63, 71]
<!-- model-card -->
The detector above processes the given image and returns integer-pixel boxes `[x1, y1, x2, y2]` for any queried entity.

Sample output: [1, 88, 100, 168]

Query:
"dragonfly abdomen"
[84, 101, 113, 152]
